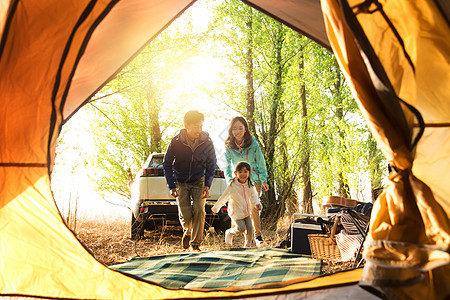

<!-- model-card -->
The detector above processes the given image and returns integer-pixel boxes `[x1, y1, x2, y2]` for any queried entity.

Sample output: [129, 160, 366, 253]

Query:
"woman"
[224, 116, 269, 247]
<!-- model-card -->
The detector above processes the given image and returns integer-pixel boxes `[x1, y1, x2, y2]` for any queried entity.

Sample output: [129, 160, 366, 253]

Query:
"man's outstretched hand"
[202, 186, 210, 199]
[170, 188, 179, 198]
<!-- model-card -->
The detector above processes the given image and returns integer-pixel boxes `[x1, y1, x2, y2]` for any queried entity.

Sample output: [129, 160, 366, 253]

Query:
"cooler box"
[290, 216, 324, 255]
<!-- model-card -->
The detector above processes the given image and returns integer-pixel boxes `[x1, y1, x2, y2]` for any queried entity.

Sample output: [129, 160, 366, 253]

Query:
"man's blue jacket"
[163, 129, 217, 190]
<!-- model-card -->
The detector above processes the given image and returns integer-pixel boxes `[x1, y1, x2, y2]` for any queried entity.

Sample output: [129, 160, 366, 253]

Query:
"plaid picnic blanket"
[110, 248, 321, 290]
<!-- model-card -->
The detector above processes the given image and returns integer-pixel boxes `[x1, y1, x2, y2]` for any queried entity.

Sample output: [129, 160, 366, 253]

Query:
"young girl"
[224, 116, 269, 247]
[212, 162, 262, 248]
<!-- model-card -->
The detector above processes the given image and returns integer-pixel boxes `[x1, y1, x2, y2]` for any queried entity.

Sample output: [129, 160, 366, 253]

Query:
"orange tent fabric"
[321, 0, 450, 298]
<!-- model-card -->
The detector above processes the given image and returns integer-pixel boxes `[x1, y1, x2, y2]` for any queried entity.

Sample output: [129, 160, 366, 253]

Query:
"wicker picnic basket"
[308, 216, 341, 260]
[308, 234, 341, 260]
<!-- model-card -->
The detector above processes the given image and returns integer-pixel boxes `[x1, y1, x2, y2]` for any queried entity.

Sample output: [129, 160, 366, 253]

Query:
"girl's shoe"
[255, 235, 264, 248]
[225, 229, 233, 246]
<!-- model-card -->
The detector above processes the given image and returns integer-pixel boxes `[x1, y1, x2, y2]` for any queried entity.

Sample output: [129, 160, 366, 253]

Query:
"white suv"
[130, 153, 230, 239]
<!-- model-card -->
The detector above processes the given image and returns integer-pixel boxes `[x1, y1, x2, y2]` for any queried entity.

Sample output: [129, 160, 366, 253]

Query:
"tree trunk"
[279, 140, 295, 215]
[147, 83, 162, 153]
[333, 61, 350, 199]
[262, 23, 284, 222]
[368, 132, 383, 201]
[244, 6, 256, 135]
[299, 46, 313, 214]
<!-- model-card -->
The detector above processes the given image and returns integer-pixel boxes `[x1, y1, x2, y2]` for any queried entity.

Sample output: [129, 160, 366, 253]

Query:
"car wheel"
[213, 217, 231, 234]
[130, 213, 144, 240]
[144, 219, 156, 231]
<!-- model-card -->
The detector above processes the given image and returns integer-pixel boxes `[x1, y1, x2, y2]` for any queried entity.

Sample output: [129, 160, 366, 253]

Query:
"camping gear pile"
[290, 198, 372, 263]
[322, 197, 372, 263]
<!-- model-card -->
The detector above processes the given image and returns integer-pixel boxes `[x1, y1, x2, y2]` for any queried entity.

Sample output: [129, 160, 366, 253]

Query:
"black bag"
[277, 217, 327, 250]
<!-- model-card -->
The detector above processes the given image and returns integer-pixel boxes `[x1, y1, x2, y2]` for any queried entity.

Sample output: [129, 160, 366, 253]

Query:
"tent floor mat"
[110, 248, 322, 290]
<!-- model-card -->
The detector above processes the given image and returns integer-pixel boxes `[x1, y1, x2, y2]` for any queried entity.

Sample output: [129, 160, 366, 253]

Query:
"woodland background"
[51, 0, 387, 229]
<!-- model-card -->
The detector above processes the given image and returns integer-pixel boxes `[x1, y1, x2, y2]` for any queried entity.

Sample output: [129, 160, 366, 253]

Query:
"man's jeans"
[175, 177, 205, 247]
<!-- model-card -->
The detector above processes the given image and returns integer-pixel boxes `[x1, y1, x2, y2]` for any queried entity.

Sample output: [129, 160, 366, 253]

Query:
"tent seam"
[0, 163, 46, 167]
[62, 0, 197, 123]
[0, 0, 19, 60]
[47, 0, 100, 174]
[240, 0, 332, 51]
[338, 0, 425, 152]
[58, 0, 120, 121]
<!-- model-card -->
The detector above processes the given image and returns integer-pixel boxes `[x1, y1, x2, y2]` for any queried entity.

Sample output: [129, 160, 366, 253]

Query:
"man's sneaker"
[224, 229, 233, 246]
[191, 245, 201, 251]
[255, 235, 264, 248]
[182, 232, 191, 249]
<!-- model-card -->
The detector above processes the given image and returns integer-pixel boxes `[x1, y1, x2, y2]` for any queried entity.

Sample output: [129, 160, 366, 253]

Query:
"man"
[163, 110, 217, 251]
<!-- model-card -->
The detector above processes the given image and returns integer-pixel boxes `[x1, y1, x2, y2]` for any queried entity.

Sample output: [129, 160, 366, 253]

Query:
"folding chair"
[339, 208, 371, 268]
[350, 187, 384, 268]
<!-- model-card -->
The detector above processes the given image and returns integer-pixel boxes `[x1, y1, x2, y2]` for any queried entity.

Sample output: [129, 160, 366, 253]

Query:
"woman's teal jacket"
[224, 136, 268, 184]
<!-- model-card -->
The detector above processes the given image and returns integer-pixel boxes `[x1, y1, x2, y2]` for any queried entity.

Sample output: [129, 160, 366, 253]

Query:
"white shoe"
[255, 235, 264, 248]
[225, 229, 233, 246]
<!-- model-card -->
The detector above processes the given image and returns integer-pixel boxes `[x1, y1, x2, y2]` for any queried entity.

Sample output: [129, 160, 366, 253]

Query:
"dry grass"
[75, 214, 291, 266]
[321, 260, 358, 274]
[75, 213, 356, 275]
